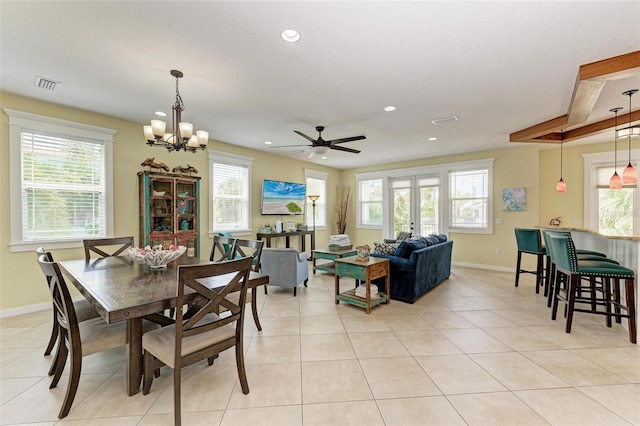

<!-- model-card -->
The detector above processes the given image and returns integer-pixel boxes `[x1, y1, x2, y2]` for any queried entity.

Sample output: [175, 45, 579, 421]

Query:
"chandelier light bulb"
[609, 172, 623, 189]
[556, 178, 566, 193]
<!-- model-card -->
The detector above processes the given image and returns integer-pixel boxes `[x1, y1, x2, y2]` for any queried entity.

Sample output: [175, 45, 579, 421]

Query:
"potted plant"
[296, 222, 308, 231]
[260, 224, 272, 234]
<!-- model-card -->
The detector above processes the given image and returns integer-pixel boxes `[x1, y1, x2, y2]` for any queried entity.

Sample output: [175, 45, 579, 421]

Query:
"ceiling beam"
[510, 50, 640, 143]
[518, 110, 640, 144]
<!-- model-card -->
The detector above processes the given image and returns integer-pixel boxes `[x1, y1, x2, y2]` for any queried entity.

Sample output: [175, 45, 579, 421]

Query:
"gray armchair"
[260, 248, 309, 296]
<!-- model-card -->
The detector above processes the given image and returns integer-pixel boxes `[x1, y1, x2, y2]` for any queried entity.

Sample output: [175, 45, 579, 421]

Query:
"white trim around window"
[304, 168, 328, 230]
[208, 150, 254, 236]
[6, 109, 116, 252]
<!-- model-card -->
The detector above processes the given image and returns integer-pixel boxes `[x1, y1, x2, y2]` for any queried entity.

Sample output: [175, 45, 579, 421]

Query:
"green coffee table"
[312, 248, 357, 275]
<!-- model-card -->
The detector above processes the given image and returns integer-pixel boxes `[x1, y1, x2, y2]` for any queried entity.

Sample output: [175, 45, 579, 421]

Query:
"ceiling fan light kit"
[143, 70, 209, 154]
[270, 125, 366, 157]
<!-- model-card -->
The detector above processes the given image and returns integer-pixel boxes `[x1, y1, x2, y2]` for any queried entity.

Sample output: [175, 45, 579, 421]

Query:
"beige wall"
[0, 92, 340, 311]
[2, 91, 631, 312]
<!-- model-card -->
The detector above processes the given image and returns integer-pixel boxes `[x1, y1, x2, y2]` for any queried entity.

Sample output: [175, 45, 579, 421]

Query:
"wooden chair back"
[83, 236, 134, 261]
[210, 235, 236, 262]
[233, 238, 264, 272]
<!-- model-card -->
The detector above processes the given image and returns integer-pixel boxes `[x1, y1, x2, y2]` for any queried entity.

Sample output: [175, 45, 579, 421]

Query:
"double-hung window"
[357, 177, 384, 227]
[6, 109, 115, 252]
[305, 169, 327, 229]
[209, 150, 253, 234]
[448, 168, 490, 232]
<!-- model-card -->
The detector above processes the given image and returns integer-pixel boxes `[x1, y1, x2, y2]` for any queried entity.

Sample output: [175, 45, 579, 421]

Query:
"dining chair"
[36, 252, 130, 418]
[209, 235, 237, 262]
[142, 256, 254, 426]
[83, 236, 135, 261]
[36, 248, 100, 376]
[228, 239, 264, 331]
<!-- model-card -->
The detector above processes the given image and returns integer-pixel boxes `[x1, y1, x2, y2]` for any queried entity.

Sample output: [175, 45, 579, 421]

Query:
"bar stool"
[541, 230, 619, 307]
[548, 233, 636, 344]
[514, 228, 546, 293]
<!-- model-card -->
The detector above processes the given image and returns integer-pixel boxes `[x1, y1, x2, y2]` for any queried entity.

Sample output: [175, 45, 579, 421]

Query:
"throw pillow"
[373, 241, 399, 255]
[397, 231, 412, 241]
[430, 233, 447, 242]
[394, 240, 409, 258]
[425, 236, 440, 246]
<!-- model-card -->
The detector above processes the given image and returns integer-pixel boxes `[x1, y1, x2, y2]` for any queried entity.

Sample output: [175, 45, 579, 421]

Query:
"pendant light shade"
[556, 131, 566, 193]
[609, 107, 623, 190]
[622, 89, 638, 185]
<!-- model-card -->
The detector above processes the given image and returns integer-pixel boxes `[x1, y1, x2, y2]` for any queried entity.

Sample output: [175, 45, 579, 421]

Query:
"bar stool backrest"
[548, 234, 579, 273]
[514, 228, 542, 254]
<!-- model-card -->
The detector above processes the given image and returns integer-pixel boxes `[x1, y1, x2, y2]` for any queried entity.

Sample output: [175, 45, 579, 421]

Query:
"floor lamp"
[308, 195, 320, 231]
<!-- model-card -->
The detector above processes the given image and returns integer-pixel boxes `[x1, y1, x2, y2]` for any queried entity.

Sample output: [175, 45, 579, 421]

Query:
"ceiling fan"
[271, 126, 366, 158]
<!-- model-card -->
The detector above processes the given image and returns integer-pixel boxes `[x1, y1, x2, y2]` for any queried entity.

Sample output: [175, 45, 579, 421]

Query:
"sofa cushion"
[425, 236, 440, 246]
[373, 241, 399, 255]
[395, 238, 430, 259]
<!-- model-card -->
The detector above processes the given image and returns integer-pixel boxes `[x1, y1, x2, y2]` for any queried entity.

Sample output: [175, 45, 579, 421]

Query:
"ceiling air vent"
[431, 115, 459, 125]
[34, 76, 61, 91]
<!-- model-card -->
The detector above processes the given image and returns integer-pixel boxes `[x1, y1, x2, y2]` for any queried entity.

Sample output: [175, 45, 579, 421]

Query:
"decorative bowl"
[152, 190, 166, 197]
[128, 245, 186, 268]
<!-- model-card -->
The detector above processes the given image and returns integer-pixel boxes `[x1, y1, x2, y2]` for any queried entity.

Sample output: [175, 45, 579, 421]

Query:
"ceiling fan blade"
[293, 130, 318, 144]
[269, 144, 311, 149]
[330, 145, 361, 154]
[327, 135, 366, 145]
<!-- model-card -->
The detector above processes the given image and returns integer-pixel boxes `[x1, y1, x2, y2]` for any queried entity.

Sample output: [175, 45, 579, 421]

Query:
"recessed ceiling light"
[281, 29, 301, 43]
[321, 156, 328, 160]
[428, 137, 438, 141]
[384, 106, 396, 112]
[264, 141, 272, 145]
[154, 111, 167, 117]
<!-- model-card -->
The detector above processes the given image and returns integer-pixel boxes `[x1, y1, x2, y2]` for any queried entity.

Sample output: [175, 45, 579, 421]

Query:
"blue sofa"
[371, 236, 453, 303]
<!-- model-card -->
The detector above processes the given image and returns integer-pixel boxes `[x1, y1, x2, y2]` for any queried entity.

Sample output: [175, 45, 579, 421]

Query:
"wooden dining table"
[59, 255, 269, 396]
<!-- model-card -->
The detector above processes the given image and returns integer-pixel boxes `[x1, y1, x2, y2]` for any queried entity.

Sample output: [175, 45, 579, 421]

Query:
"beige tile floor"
[1, 266, 639, 425]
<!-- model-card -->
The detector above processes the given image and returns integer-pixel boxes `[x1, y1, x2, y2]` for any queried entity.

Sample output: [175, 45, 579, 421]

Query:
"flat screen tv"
[261, 179, 306, 215]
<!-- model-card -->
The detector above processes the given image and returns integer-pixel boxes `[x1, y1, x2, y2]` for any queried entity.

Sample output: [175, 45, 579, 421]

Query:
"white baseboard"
[0, 296, 85, 319]
[452, 261, 513, 273]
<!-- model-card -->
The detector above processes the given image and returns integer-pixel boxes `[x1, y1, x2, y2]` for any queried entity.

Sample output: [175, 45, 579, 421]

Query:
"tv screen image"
[261, 179, 306, 215]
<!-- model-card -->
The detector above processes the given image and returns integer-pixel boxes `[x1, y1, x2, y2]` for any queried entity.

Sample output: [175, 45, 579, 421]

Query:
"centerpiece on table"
[128, 244, 186, 268]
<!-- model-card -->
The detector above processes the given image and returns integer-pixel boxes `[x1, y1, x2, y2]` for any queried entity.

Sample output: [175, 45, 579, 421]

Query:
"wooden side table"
[312, 248, 357, 274]
[334, 257, 390, 314]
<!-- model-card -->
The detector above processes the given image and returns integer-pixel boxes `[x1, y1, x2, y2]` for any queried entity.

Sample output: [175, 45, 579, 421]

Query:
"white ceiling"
[1, 1, 639, 169]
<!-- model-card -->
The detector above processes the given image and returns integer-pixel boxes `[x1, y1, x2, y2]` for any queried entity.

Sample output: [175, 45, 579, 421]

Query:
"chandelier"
[143, 70, 209, 153]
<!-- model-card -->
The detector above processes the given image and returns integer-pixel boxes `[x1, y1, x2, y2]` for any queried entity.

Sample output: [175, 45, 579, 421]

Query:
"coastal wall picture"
[502, 187, 526, 211]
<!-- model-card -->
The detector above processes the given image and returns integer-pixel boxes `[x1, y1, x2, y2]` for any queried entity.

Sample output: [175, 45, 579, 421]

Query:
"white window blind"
[449, 168, 488, 230]
[21, 131, 106, 240]
[358, 178, 383, 226]
[209, 151, 253, 233]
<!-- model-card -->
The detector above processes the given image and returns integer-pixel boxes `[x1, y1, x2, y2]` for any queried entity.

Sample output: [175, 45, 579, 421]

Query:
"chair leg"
[543, 256, 551, 297]
[547, 263, 556, 308]
[264, 285, 268, 295]
[58, 346, 81, 419]
[303, 279, 308, 287]
[613, 279, 622, 324]
[174, 367, 182, 426]
[235, 336, 249, 395]
[50, 339, 68, 388]
[535, 254, 543, 294]
[48, 336, 62, 376]
[293, 287, 297, 297]
[514, 251, 522, 287]
[551, 272, 561, 320]
[565, 275, 578, 334]
[250, 289, 262, 332]
[604, 278, 612, 328]
[624, 278, 636, 344]
[44, 313, 59, 356]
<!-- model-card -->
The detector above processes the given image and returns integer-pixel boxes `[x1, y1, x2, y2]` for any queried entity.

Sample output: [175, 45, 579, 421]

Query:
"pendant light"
[556, 130, 566, 193]
[609, 107, 623, 190]
[621, 89, 638, 184]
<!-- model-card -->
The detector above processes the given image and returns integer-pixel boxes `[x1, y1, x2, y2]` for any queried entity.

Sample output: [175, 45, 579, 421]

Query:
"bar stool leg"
[624, 278, 636, 344]
[604, 278, 612, 328]
[565, 275, 579, 333]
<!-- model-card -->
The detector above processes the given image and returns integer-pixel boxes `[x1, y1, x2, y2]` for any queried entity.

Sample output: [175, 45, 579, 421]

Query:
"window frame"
[6, 109, 116, 252]
[356, 159, 494, 237]
[208, 150, 254, 236]
[304, 168, 328, 230]
[447, 166, 492, 234]
[355, 174, 385, 229]
[583, 149, 639, 235]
